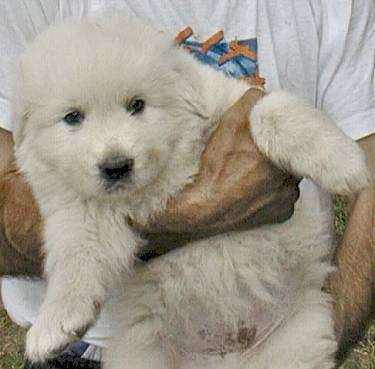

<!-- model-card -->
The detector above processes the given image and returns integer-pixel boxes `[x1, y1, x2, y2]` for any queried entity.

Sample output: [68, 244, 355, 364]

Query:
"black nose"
[99, 157, 134, 182]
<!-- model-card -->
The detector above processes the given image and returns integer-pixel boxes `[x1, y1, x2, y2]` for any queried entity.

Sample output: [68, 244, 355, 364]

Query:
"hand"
[132, 89, 300, 251]
[0, 88, 300, 274]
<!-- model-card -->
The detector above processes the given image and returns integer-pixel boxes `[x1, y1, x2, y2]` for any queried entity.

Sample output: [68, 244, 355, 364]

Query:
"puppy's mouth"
[102, 178, 134, 193]
[97, 156, 135, 193]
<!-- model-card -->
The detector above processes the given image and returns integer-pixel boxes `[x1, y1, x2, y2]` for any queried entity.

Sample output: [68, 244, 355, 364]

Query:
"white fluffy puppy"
[13, 16, 370, 369]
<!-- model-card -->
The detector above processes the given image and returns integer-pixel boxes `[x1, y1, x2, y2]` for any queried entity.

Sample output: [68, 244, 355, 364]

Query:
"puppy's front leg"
[26, 201, 139, 363]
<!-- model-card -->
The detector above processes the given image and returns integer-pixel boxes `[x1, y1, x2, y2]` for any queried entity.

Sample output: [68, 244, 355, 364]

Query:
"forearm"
[0, 126, 43, 276]
[358, 133, 374, 178]
[327, 133, 374, 357]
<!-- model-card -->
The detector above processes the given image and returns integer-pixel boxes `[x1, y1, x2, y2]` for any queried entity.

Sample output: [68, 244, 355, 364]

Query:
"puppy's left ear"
[250, 91, 371, 195]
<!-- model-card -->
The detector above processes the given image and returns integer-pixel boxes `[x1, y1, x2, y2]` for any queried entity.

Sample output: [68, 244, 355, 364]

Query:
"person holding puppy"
[0, 1, 374, 368]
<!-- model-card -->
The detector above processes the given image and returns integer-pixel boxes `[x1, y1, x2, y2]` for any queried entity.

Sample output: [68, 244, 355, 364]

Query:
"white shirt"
[1, 0, 374, 355]
[0, 0, 374, 138]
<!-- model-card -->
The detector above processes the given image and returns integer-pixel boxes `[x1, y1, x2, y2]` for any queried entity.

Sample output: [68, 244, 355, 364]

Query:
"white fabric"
[1, 276, 122, 349]
[1, 0, 374, 352]
[256, 0, 375, 140]
[0, 0, 374, 138]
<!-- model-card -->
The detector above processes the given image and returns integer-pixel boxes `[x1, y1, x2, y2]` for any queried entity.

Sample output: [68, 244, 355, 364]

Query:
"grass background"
[0, 196, 374, 368]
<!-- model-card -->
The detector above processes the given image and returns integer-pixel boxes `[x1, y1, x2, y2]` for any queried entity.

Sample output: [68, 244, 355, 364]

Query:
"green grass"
[341, 322, 375, 369]
[333, 195, 349, 238]
[0, 196, 374, 368]
[0, 307, 26, 369]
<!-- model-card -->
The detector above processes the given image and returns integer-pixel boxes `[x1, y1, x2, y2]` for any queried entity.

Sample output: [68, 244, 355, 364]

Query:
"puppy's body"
[105, 183, 335, 369]
[13, 16, 370, 368]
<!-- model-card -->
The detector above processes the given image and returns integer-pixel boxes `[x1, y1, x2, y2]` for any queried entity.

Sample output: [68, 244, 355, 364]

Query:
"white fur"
[12, 15, 370, 368]
[250, 91, 371, 194]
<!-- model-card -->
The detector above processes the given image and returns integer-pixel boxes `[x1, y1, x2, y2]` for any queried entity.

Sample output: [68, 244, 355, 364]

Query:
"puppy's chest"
[149, 234, 298, 356]
[91, 203, 145, 255]
[159, 283, 286, 356]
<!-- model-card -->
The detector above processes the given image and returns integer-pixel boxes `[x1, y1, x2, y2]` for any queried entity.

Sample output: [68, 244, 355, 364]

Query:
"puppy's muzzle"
[99, 156, 134, 183]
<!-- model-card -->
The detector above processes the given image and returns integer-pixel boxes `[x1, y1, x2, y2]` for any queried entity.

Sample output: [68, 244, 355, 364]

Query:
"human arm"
[133, 88, 300, 256]
[0, 89, 300, 274]
[0, 128, 43, 276]
[309, 0, 375, 356]
[326, 133, 374, 359]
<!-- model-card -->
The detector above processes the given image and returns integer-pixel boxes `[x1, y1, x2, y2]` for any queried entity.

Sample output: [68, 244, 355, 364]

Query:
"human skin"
[0, 89, 299, 272]
[326, 132, 374, 360]
[0, 91, 373, 354]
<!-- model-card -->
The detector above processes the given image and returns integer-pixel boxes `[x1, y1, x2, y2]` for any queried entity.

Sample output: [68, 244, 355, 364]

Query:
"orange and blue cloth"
[175, 27, 265, 88]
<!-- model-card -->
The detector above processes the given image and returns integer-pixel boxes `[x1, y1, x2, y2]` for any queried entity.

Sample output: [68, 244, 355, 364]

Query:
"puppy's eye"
[63, 111, 84, 125]
[126, 98, 145, 115]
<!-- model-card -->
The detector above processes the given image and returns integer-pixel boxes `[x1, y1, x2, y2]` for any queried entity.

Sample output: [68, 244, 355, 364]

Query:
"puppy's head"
[13, 17, 212, 207]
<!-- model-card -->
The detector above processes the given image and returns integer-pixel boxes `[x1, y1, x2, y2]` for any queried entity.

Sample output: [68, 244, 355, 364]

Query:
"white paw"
[250, 91, 371, 195]
[26, 299, 100, 363]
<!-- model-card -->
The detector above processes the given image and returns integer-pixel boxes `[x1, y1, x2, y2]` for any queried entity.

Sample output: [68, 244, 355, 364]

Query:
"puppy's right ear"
[250, 91, 371, 195]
